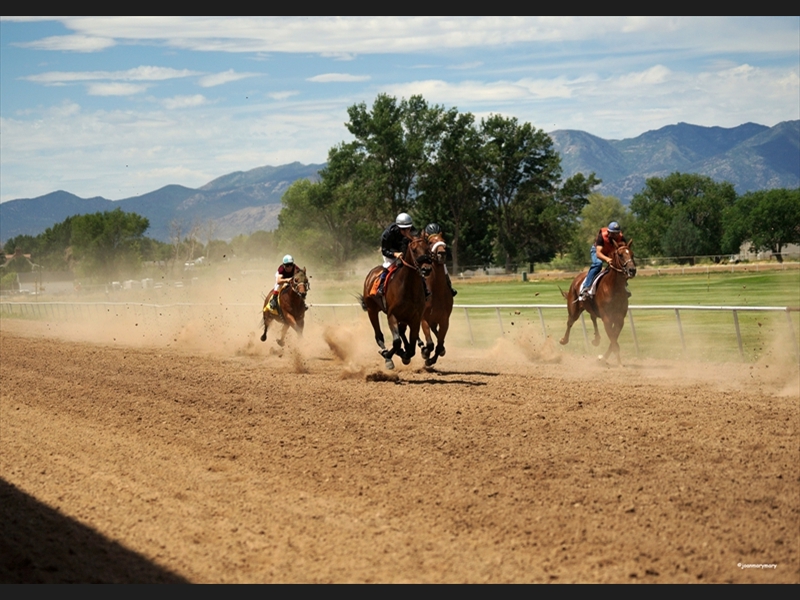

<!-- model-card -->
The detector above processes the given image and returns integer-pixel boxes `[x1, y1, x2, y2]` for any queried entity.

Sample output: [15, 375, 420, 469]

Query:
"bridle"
[400, 238, 432, 276]
[291, 270, 309, 298]
[608, 244, 637, 279]
[427, 234, 447, 265]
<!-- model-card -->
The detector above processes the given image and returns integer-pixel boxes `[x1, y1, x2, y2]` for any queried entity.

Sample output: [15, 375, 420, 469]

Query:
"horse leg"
[419, 319, 434, 361]
[590, 313, 601, 347]
[383, 315, 404, 369]
[402, 320, 420, 365]
[277, 323, 290, 347]
[432, 321, 448, 364]
[560, 306, 581, 346]
[600, 317, 624, 366]
[261, 314, 270, 342]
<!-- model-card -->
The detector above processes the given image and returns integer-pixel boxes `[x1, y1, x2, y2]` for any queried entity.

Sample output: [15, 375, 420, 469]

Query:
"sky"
[1, 17, 798, 203]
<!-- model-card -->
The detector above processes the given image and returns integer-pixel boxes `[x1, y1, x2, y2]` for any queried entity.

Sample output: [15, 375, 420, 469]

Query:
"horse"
[260, 267, 309, 346]
[359, 236, 432, 370]
[559, 240, 637, 365]
[417, 232, 454, 367]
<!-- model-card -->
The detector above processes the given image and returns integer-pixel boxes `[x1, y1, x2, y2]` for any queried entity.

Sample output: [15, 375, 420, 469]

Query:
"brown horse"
[559, 240, 637, 365]
[260, 267, 309, 346]
[417, 232, 453, 367]
[359, 236, 432, 370]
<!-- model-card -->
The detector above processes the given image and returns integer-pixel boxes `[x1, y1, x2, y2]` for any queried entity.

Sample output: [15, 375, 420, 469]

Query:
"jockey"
[268, 254, 297, 311]
[376, 213, 415, 296]
[423, 223, 457, 297]
[578, 221, 628, 302]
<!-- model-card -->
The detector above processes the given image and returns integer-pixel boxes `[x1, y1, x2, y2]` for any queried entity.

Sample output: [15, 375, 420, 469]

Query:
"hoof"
[260, 333, 267, 342]
[384, 359, 395, 370]
[277, 339, 285, 347]
[401, 355, 411, 365]
[559, 338, 568, 345]
[592, 339, 600, 347]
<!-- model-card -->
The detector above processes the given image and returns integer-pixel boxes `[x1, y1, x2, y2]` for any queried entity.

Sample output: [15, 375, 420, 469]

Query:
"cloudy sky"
[1, 17, 798, 202]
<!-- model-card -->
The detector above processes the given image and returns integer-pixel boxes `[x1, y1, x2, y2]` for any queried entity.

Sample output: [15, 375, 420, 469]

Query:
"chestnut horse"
[359, 236, 432, 370]
[417, 232, 453, 367]
[559, 240, 637, 365]
[260, 267, 309, 346]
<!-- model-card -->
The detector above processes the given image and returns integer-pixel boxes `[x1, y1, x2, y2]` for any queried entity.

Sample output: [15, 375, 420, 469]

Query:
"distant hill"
[2, 121, 797, 244]
[0, 162, 323, 243]
[550, 120, 798, 201]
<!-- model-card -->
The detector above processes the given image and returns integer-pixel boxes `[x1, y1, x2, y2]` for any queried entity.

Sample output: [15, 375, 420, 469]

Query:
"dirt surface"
[1, 303, 798, 583]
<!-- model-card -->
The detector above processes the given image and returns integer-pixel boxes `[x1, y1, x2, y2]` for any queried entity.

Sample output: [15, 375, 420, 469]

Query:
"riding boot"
[377, 269, 388, 296]
[446, 273, 457, 297]
[268, 293, 278, 311]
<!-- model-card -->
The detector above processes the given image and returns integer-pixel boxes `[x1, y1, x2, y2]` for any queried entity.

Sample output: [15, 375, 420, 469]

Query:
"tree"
[345, 94, 442, 221]
[629, 173, 737, 259]
[723, 188, 800, 262]
[70, 208, 150, 281]
[480, 114, 563, 270]
[416, 108, 489, 272]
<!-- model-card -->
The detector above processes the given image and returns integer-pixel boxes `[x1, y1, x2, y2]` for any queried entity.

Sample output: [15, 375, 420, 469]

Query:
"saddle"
[370, 264, 399, 297]
[264, 287, 285, 318]
[580, 269, 608, 297]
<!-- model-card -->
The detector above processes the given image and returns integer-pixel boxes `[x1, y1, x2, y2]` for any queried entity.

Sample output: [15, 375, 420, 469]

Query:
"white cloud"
[268, 91, 300, 101]
[308, 73, 370, 83]
[163, 95, 209, 109]
[25, 66, 200, 84]
[198, 69, 259, 87]
[87, 82, 148, 96]
[15, 34, 116, 52]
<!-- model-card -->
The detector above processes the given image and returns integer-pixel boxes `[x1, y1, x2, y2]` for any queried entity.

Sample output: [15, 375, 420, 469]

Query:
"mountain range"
[1, 121, 797, 244]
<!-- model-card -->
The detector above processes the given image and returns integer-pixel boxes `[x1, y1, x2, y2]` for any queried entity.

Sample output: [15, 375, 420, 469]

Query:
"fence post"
[733, 310, 744, 359]
[463, 307, 474, 345]
[579, 313, 589, 350]
[537, 307, 547, 340]
[786, 309, 798, 360]
[627, 308, 640, 357]
[675, 308, 686, 351]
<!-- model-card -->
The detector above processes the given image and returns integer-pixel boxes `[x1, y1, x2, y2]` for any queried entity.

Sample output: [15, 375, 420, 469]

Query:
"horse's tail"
[356, 294, 367, 311]
[558, 285, 568, 300]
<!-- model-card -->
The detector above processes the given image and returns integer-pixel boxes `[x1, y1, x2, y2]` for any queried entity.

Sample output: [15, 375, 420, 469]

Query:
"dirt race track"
[1, 302, 798, 583]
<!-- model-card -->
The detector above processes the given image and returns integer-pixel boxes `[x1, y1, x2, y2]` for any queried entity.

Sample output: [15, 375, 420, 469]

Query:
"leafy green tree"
[345, 94, 442, 221]
[661, 212, 704, 263]
[723, 188, 800, 262]
[480, 114, 563, 270]
[70, 208, 150, 281]
[416, 108, 490, 272]
[629, 173, 737, 259]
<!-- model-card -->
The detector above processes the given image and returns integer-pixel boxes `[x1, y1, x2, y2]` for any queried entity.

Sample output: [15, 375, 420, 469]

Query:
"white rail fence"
[2, 301, 797, 361]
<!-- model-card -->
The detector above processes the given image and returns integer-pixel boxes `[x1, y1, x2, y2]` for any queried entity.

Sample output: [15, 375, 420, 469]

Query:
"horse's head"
[426, 233, 448, 265]
[292, 267, 310, 298]
[612, 240, 637, 279]
[406, 236, 432, 277]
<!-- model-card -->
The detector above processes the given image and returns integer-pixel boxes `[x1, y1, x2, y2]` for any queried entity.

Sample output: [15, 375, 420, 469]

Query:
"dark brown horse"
[359, 236, 432, 370]
[418, 232, 453, 367]
[261, 267, 309, 346]
[559, 240, 637, 365]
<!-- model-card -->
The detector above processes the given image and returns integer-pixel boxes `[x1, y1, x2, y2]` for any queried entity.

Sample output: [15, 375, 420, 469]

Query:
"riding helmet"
[608, 221, 621, 233]
[395, 213, 413, 229]
[425, 223, 441, 236]
[282, 254, 294, 265]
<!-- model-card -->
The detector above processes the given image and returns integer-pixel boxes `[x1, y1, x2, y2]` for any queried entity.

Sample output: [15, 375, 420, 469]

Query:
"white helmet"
[282, 254, 294, 265]
[395, 213, 413, 229]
